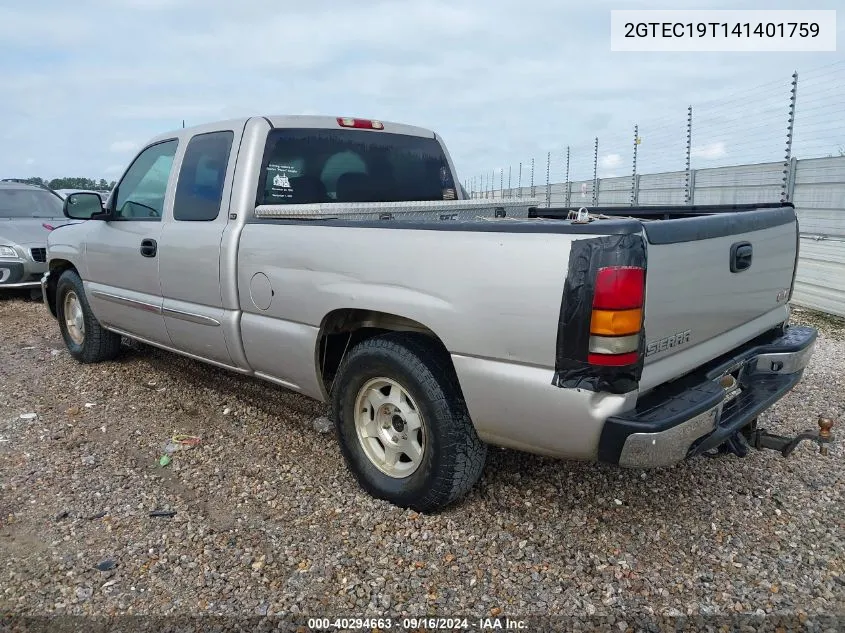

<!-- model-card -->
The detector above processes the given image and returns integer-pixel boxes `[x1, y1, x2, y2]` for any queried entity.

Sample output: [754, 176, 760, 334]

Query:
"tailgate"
[639, 205, 798, 392]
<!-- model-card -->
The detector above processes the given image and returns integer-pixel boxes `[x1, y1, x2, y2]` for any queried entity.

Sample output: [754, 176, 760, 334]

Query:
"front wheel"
[55, 269, 121, 363]
[330, 332, 487, 512]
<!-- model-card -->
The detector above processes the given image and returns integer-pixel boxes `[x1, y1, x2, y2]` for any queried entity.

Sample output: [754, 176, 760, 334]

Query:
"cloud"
[600, 153, 622, 169]
[0, 0, 841, 180]
[103, 165, 125, 175]
[109, 141, 138, 153]
[691, 141, 727, 160]
[25, 158, 35, 165]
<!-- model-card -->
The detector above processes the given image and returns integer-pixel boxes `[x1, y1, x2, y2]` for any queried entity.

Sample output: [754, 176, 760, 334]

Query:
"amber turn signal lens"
[590, 308, 642, 336]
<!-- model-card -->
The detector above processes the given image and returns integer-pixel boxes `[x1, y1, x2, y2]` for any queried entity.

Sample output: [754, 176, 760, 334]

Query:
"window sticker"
[266, 163, 300, 200]
[273, 173, 291, 189]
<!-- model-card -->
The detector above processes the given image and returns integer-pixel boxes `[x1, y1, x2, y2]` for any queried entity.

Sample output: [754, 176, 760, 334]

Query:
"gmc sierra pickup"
[42, 115, 829, 512]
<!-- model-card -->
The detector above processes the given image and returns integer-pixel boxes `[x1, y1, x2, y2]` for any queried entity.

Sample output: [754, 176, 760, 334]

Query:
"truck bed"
[531, 201, 792, 221]
[255, 199, 792, 223]
[253, 198, 542, 222]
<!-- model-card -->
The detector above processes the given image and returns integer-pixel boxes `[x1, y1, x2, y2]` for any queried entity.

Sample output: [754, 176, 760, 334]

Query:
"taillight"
[593, 266, 644, 309]
[588, 266, 645, 366]
[337, 117, 384, 130]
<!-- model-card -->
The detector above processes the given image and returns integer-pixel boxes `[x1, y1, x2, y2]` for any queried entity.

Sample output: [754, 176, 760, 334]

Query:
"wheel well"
[45, 260, 77, 318]
[317, 309, 451, 392]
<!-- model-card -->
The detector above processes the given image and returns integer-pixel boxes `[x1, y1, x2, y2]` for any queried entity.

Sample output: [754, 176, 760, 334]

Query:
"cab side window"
[113, 140, 178, 220]
[174, 131, 234, 221]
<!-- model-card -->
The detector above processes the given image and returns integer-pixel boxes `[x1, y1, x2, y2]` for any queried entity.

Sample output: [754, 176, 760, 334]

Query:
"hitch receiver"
[746, 416, 834, 458]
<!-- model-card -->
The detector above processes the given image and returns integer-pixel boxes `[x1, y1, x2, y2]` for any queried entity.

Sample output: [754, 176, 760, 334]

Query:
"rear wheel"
[330, 332, 487, 512]
[55, 269, 121, 363]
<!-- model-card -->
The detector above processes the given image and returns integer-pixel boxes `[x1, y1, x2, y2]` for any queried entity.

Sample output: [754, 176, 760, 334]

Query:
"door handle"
[140, 238, 157, 258]
[730, 241, 752, 273]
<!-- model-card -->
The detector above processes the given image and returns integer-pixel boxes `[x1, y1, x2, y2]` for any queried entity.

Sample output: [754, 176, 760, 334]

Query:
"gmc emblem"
[646, 330, 691, 357]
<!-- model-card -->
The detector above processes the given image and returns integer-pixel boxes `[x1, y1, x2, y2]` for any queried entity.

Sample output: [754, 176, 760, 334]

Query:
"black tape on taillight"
[552, 233, 647, 394]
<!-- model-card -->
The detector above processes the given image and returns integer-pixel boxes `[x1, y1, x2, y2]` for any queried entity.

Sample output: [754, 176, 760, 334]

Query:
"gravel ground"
[1, 295, 843, 628]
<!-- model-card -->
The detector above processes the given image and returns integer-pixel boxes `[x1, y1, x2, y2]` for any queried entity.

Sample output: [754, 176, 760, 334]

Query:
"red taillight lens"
[588, 266, 645, 366]
[587, 352, 640, 366]
[593, 266, 645, 310]
[337, 117, 384, 130]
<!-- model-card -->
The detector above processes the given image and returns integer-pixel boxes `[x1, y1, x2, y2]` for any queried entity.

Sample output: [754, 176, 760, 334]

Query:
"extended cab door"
[84, 139, 178, 345]
[157, 127, 241, 365]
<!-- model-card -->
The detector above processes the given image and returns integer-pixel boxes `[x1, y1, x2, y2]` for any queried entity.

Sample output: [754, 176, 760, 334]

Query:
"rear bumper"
[598, 325, 817, 467]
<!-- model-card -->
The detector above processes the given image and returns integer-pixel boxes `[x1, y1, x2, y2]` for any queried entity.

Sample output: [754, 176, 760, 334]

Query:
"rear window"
[0, 188, 64, 218]
[257, 128, 457, 205]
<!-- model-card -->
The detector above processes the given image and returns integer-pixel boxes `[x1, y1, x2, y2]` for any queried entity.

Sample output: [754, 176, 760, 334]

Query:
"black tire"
[330, 332, 487, 512]
[55, 269, 121, 363]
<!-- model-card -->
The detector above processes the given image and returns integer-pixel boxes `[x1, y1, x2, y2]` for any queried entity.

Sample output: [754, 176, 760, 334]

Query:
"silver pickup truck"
[41, 115, 829, 512]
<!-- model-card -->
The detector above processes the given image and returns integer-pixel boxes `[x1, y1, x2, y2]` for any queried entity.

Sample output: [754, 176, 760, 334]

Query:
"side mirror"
[64, 192, 109, 220]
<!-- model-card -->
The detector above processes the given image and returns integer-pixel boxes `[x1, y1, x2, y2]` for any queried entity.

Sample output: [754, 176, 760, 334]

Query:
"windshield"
[258, 128, 457, 205]
[0, 188, 64, 218]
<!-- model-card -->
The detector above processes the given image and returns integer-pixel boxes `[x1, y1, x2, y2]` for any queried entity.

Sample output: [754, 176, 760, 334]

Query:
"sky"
[1, 0, 842, 185]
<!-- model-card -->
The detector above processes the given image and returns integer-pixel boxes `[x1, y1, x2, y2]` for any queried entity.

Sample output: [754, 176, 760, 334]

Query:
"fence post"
[545, 152, 551, 207]
[782, 71, 798, 203]
[685, 105, 693, 204]
[508, 166, 512, 199]
[688, 169, 696, 205]
[787, 157, 798, 204]
[564, 146, 571, 206]
[631, 124, 639, 206]
[530, 158, 536, 199]
[592, 137, 599, 206]
[499, 168, 504, 200]
[518, 162, 522, 198]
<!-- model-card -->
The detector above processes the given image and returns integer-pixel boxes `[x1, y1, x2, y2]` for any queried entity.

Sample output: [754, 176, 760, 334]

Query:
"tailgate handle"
[730, 242, 753, 273]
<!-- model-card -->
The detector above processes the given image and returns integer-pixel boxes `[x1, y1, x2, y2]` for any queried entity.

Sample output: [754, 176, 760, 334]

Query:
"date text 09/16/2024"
[307, 617, 528, 630]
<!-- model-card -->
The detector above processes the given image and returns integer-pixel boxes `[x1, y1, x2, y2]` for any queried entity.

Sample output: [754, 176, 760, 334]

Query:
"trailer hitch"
[706, 416, 835, 459]
[746, 416, 834, 457]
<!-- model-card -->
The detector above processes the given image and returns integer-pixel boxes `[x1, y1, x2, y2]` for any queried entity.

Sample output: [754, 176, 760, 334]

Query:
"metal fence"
[791, 156, 845, 318]
[465, 61, 845, 318]
[467, 61, 845, 204]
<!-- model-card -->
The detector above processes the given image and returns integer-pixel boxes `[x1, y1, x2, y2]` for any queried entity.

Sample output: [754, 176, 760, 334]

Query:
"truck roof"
[148, 115, 437, 146]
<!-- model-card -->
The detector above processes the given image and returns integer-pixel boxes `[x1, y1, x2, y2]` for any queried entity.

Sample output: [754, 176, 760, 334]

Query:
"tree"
[16, 177, 47, 186]
[48, 177, 99, 190]
[3, 176, 114, 190]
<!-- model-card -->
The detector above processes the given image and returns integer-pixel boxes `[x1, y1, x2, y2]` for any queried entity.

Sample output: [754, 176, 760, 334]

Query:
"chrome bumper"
[599, 325, 818, 468]
[619, 408, 719, 468]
